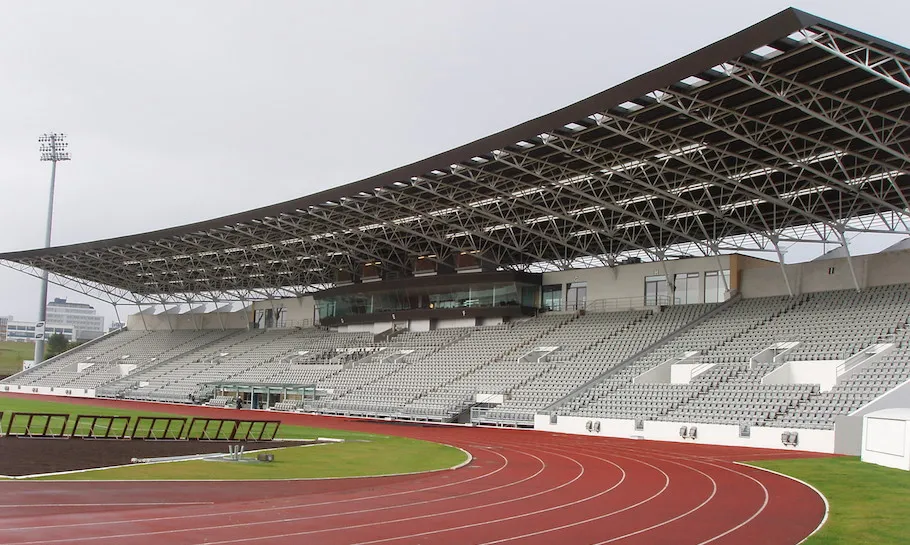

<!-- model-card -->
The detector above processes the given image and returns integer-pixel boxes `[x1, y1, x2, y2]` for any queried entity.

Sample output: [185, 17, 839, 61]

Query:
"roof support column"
[654, 250, 676, 306]
[770, 235, 794, 298]
[136, 303, 149, 331]
[216, 303, 226, 332]
[836, 226, 863, 292]
[163, 305, 174, 332]
[112, 304, 122, 332]
[706, 242, 730, 296]
[241, 296, 250, 330]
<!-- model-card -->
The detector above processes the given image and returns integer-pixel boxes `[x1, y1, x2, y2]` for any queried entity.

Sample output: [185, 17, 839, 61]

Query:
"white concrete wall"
[542, 255, 732, 304]
[534, 414, 836, 453]
[0, 384, 96, 398]
[337, 322, 391, 335]
[409, 319, 431, 332]
[437, 317, 477, 329]
[835, 379, 910, 455]
[740, 247, 910, 298]
[636, 360, 673, 384]
[277, 296, 317, 326]
[479, 316, 504, 327]
[670, 362, 715, 384]
[862, 414, 910, 471]
[126, 310, 249, 331]
[762, 361, 840, 392]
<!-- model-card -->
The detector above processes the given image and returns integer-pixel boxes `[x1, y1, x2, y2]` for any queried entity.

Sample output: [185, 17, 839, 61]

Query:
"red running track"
[0, 396, 829, 545]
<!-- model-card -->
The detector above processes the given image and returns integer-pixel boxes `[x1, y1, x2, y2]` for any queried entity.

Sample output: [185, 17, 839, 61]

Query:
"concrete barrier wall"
[534, 414, 835, 453]
[835, 379, 910, 455]
[762, 361, 840, 392]
[1, 384, 96, 398]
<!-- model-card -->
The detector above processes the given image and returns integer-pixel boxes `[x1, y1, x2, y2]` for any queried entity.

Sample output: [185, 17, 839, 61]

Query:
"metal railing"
[547, 295, 674, 314]
[274, 319, 312, 329]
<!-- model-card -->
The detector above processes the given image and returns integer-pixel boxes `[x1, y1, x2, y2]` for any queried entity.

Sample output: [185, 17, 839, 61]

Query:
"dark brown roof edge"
[1, 7, 879, 262]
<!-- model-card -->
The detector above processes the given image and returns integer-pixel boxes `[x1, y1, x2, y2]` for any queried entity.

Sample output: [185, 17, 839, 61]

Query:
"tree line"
[44, 334, 86, 359]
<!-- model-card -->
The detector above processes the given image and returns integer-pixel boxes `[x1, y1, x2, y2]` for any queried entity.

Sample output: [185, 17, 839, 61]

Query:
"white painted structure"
[763, 361, 842, 392]
[861, 408, 910, 471]
[0, 383, 95, 398]
[835, 380, 910, 455]
[534, 414, 836, 453]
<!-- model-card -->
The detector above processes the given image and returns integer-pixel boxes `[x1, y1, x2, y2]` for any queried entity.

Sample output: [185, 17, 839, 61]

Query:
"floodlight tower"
[34, 133, 70, 365]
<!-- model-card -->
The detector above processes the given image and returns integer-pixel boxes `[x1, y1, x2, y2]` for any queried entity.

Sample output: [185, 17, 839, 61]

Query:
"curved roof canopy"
[2, 8, 909, 304]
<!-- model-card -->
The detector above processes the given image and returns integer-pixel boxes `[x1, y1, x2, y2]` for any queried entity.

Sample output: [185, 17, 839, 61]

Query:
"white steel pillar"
[836, 227, 863, 292]
[770, 236, 794, 298]
[34, 133, 70, 365]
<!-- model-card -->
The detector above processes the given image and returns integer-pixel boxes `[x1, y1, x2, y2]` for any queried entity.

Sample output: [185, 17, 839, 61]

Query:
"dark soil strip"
[0, 437, 311, 476]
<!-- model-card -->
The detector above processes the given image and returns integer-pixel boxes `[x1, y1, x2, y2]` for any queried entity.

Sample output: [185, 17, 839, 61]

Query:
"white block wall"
[534, 414, 836, 453]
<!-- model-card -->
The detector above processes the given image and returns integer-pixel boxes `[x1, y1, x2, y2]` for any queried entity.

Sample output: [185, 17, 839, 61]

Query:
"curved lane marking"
[7, 446, 559, 543]
[733, 461, 830, 545]
[477, 439, 716, 545]
[1, 443, 505, 532]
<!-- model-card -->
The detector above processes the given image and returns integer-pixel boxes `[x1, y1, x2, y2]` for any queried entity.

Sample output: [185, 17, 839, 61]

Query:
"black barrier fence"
[0, 412, 281, 441]
[5, 412, 70, 437]
[184, 418, 281, 441]
[130, 416, 188, 440]
[70, 415, 132, 439]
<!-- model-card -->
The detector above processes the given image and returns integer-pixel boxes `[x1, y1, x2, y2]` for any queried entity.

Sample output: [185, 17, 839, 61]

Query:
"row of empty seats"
[5, 284, 909, 432]
[555, 286, 910, 429]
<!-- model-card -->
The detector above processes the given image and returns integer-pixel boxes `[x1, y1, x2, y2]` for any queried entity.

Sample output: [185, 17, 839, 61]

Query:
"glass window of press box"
[317, 281, 538, 319]
[704, 270, 731, 303]
[645, 270, 729, 305]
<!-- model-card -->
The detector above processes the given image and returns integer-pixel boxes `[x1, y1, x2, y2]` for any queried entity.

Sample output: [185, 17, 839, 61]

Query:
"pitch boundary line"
[200, 443, 598, 545]
[469, 437, 714, 545]
[3, 442, 472, 482]
[0, 444, 508, 534]
[735, 461, 830, 545]
[8, 446, 571, 544]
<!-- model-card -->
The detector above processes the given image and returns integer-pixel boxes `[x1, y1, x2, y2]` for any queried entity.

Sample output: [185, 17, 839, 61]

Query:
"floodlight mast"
[33, 133, 70, 365]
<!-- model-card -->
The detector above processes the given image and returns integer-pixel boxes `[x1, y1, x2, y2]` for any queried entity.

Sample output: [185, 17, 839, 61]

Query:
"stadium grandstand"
[1, 7, 908, 456]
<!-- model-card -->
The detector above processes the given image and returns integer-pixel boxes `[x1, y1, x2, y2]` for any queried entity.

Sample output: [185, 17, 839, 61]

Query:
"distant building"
[0, 316, 8, 342]
[5, 320, 75, 343]
[45, 298, 105, 341]
[109, 321, 125, 333]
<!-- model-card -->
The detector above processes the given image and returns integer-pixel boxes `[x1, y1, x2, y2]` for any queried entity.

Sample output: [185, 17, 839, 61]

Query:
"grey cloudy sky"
[1, 0, 908, 325]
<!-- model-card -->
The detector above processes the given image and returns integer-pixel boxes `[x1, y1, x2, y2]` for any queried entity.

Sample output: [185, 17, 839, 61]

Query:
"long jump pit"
[0, 412, 313, 478]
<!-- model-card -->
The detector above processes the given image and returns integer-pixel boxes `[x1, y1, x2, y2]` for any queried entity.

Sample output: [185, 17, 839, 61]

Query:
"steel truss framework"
[1, 8, 908, 306]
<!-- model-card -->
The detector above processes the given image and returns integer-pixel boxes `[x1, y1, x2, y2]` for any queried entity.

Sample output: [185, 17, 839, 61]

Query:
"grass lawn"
[749, 456, 910, 545]
[40, 438, 465, 481]
[0, 395, 468, 481]
[0, 342, 33, 376]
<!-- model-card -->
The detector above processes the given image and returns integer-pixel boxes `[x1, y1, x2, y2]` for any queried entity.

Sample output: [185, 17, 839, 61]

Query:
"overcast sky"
[1, 0, 908, 325]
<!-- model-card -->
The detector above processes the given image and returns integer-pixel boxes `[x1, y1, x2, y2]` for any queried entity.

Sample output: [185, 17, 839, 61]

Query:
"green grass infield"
[0, 395, 468, 481]
[748, 456, 910, 545]
[0, 342, 33, 376]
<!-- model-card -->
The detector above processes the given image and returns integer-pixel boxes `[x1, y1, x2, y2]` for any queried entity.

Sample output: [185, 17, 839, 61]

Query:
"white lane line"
[16, 445, 578, 544]
[462, 436, 771, 545]
[5, 446, 542, 542]
[1, 443, 503, 532]
[696, 465, 769, 544]
[589, 440, 775, 545]
[12, 441, 472, 482]
[734, 462, 829, 545]
[0, 502, 214, 507]
[201, 445, 591, 545]
[475, 440, 709, 545]
[2, 444, 323, 480]
[616, 443, 778, 545]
